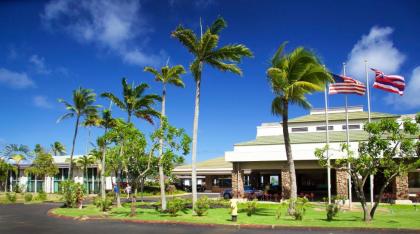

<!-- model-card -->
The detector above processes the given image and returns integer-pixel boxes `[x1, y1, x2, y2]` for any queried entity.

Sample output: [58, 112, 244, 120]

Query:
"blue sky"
[1, 0, 419, 162]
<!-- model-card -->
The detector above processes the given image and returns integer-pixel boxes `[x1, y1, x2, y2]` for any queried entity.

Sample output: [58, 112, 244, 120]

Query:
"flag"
[328, 73, 366, 95]
[371, 68, 405, 95]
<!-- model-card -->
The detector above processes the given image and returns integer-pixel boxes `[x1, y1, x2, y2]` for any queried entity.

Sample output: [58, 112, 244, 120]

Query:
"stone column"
[281, 168, 291, 199]
[335, 168, 349, 199]
[205, 175, 213, 192]
[394, 175, 409, 200]
[231, 163, 244, 198]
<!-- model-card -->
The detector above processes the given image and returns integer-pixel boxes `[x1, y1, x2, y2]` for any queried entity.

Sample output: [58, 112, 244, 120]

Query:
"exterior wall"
[232, 163, 244, 198]
[336, 168, 349, 199]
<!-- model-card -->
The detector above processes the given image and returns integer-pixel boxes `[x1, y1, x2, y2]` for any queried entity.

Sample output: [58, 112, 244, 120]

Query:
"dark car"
[222, 186, 263, 199]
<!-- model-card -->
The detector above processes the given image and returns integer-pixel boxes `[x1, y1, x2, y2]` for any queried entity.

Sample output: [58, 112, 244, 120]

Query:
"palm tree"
[58, 87, 100, 178]
[267, 42, 332, 205]
[76, 155, 96, 193]
[3, 144, 31, 180]
[171, 16, 253, 207]
[101, 78, 161, 124]
[144, 64, 186, 210]
[50, 141, 66, 156]
[82, 113, 101, 154]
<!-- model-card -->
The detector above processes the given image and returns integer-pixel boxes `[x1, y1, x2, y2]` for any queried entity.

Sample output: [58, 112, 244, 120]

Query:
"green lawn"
[51, 202, 420, 230]
[0, 192, 63, 204]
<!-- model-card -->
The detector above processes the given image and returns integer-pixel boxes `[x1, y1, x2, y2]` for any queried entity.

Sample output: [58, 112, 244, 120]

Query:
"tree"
[0, 158, 15, 192]
[58, 87, 100, 178]
[267, 42, 332, 206]
[3, 144, 31, 180]
[50, 141, 66, 156]
[315, 117, 420, 221]
[76, 155, 96, 191]
[25, 150, 59, 183]
[101, 78, 161, 124]
[171, 16, 253, 209]
[144, 64, 186, 210]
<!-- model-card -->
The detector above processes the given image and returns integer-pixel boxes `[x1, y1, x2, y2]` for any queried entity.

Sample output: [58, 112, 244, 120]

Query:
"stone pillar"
[336, 168, 349, 199]
[205, 175, 213, 192]
[231, 163, 244, 198]
[281, 168, 291, 199]
[394, 175, 409, 200]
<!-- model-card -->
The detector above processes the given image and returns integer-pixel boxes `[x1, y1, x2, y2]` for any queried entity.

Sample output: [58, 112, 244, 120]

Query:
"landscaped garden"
[50, 198, 420, 230]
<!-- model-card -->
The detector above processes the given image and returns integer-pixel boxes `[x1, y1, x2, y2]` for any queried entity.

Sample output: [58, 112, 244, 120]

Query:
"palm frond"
[271, 41, 288, 66]
[271, 96, 285, 116]
[101, 93, 125, 110]
[57, 112, 74, 123]
[171, 26, 198, 54]
[209, 16, 227, 35]
[207, 44, 253, 62]
[206, 59, 242, 75]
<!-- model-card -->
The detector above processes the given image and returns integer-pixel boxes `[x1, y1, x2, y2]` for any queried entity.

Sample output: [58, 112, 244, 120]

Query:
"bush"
[289, 197, 308, 221]
[275, 202, 287, 220]
[36, 191, 47, 201]
[208, 198, 230, 208]
[61, 180, 84, 208]
[24, 193, 33, 202]
[13, 184, 22, 193]
[6, 192, 17, 203]
[167, 198, 187, 216]
[245, 199, 258, 216]
[326, 203, 340, 221]
[194, 196, 210, 216]
[94, 197, 113, 212]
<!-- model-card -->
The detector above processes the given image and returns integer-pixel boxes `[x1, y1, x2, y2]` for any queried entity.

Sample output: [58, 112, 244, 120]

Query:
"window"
[213, 178, 231, 187]
[409, 172, 420, 188]
[291, 127, 308, 132]
[316, 126, 334, 131]
[342, 124, 361, 130]
[270, 176, 279, 186]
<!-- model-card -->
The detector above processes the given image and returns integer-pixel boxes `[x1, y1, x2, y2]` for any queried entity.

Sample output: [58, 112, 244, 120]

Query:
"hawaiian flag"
[328, 73, 366, 96]
[371, 68, 405, 96]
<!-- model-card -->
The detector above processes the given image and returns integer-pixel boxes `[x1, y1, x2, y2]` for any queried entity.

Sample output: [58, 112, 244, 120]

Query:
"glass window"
[270, 176, 279, 186]
[342, 124, 361, 130]
[316, 126, 334, 131]
[409, 172, 420, 188]
[291, 127, 308, 132]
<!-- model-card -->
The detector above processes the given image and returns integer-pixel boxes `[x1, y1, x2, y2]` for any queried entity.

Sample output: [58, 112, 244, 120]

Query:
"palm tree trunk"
[159, 84, 167, 210]
[69, 116, 80, 179]
[101, 129, 108, 200]
[191, 75, 201, 212]
[116, 145, 123, 208]
[281, 100, 297, 202]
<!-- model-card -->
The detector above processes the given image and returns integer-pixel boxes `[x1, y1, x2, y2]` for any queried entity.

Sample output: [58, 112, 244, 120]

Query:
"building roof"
[235, 130, 370, 146]
[286, 111, 399, 124]
[174, 156, 232, 170]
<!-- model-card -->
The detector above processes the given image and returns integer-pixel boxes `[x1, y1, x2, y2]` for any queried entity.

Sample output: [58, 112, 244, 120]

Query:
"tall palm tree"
[58, 87, 100, 178]
[267, 42, 332, 204]
[144, 64, 186, 210]
[3, 144, 31, 179]
[101, 78, 161, 124]
[50, 141, 66, 156]
[171, 16, 253, 208]
[82, 113, 101, 154]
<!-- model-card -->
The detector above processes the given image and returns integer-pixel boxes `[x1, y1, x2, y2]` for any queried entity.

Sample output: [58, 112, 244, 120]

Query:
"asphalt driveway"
[0, 203, 418, 234]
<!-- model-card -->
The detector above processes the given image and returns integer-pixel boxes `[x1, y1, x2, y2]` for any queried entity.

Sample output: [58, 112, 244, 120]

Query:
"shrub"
[24, 193, 33, 202]
[36, 191, 47, 201]
[94, 197, 113, 212]
[13, 184, 22, 193]
[208, 198, 230, 208]
[61, 180, 84, 208]
[289, 197, 308, 221]
[167, 198, 187, 216]
[6, 192, 17, 203]
[326, 203, 340, 221]
[275, 202, 287, 220]
[245, 199, 257, 216]
[194, 196, 210, 216]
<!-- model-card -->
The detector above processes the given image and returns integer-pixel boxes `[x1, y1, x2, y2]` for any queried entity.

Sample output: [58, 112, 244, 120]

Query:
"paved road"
[0, 203, 418, 234]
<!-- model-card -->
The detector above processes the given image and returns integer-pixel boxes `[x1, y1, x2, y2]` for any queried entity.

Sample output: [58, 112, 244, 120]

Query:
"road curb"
[47, 208, 420, 232]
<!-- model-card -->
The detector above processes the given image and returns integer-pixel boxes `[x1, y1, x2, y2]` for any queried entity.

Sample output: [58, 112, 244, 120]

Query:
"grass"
[51, 201, 420, 230]
[0, 192, 63, 204]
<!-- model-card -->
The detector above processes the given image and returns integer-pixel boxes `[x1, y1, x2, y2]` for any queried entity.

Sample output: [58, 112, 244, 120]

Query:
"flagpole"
[324, 79, 331, 205]
[365, 60, 374, 208]
[343, 63, 352, 209]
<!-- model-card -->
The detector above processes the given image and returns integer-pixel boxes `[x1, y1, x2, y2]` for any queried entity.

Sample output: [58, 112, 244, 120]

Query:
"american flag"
[328, 73, 366, 96]
[371, 68, 405, 96]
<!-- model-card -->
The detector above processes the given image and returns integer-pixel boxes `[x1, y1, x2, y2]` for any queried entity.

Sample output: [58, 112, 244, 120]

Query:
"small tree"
[25, 150, 59, 194]
[315, 116, 420, 221]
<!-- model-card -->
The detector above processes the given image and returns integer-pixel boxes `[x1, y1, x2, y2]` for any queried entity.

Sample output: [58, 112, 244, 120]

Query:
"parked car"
[221, 186, 263, 199]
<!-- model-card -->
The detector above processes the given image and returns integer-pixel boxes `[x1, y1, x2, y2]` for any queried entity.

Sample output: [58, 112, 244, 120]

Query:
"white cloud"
[345, 26, 405, 80]
[30, 54, 51, 75]
[0, 68, 35, 89]
[33, 95, 53, 109]
[42, 0, 162, 66]
[386, 66, 420, 109]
